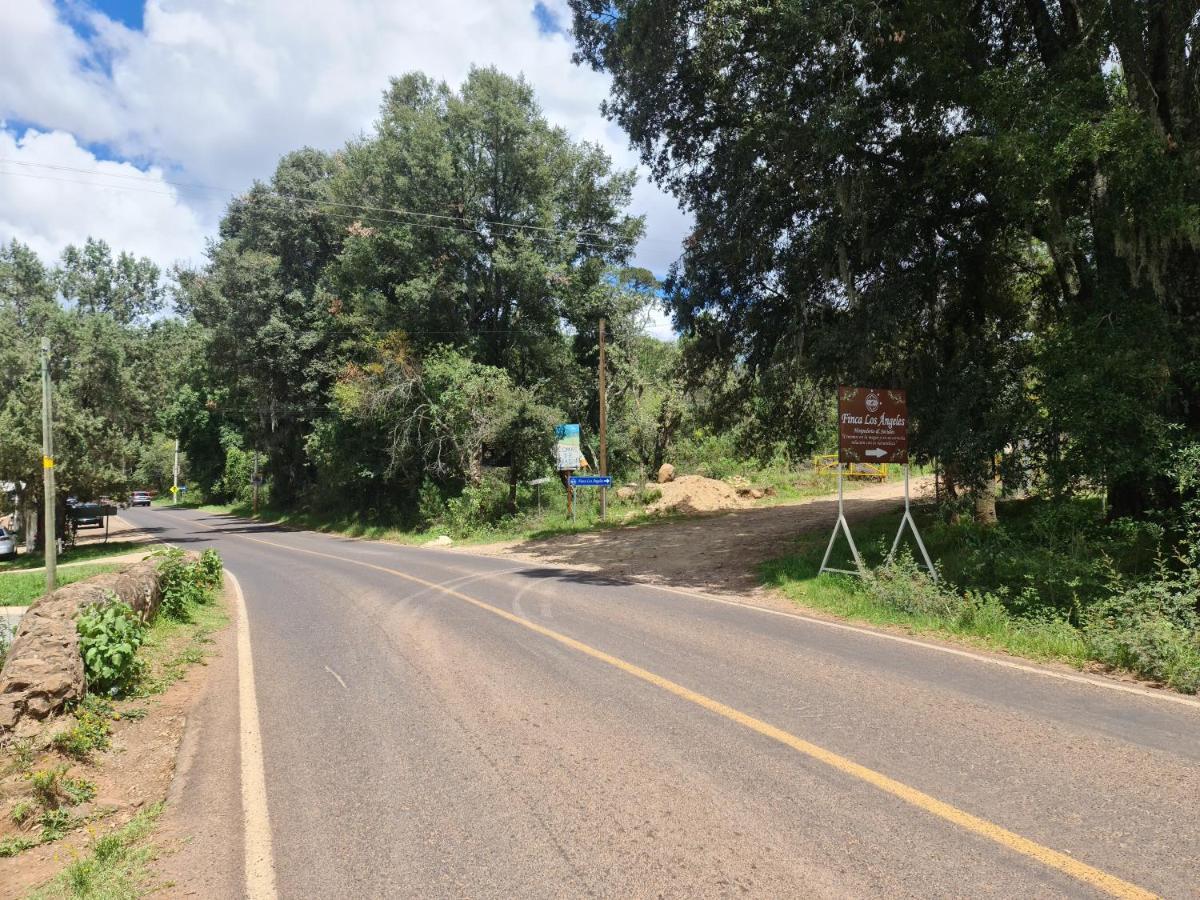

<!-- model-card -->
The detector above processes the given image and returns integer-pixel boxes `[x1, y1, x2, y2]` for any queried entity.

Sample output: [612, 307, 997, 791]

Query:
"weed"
[30, 803, 162, 898]
[61, 776, 96, 805]
[152, 547, 217, 619]
[8, 737, 35, 773]
[53, 697, 115, 760]
[38, 808, 75, 841]
[29, 765, 68, 807]
[0, 835, 37, 857]
[10, 799, 34, 826]
[76, 598, 147, 697]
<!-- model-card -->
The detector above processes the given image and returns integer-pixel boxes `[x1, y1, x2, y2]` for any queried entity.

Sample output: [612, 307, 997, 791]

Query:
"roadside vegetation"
[0, 548, 224, 885]
[764, 497, 1200, 693]
[1, 10, 1196, 698]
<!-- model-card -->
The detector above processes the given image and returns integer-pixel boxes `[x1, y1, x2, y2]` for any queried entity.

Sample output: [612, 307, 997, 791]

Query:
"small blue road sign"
[568, 475, 612, 488]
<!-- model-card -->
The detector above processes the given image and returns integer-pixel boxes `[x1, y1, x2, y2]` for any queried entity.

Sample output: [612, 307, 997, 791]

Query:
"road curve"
[124, 506, 1200, 899]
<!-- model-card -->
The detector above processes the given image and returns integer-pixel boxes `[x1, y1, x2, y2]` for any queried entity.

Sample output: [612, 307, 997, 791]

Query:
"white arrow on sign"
[865, 448, 888, 458]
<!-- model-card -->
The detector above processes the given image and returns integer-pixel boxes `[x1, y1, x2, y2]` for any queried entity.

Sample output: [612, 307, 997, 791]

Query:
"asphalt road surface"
[124, 506, 1200, 899]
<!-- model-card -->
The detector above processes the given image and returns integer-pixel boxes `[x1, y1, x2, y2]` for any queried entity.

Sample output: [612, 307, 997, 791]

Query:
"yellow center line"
[178, 512, 1159, 899]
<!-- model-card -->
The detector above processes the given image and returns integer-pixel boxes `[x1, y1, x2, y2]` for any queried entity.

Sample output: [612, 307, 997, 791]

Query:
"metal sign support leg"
[819, 466, 866, 577]
[886, 465, 937, 579]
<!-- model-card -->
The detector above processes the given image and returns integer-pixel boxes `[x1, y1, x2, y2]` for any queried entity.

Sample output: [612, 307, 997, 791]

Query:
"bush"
[76, 599, 147, 697]
[1083, 551, 1200, 693]
[865, 554, 962, 618]
[197, 549, 223, 589]
[153, 548, 219, 619]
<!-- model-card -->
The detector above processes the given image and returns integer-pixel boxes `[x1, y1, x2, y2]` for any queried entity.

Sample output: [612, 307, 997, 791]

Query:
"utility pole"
[40, 337, 57, 594]
[172, 437, 180, 505]
[598, 317, 608, 520]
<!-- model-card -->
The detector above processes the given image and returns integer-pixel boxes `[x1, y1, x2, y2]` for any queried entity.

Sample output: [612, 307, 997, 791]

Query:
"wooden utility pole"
[598, 318, 608, 520]
[40, 337, 57, 594]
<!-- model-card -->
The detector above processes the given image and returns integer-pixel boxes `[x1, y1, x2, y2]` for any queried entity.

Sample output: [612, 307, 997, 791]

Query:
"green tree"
[570, 0, 1200, 518]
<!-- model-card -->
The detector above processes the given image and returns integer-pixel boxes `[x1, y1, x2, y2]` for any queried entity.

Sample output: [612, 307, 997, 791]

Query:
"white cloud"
[0, 127, 206, 269]
[0, 0, 689, 290]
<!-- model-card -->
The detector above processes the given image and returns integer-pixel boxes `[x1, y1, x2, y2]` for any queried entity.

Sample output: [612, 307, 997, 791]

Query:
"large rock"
[0, 557, 164, 737]
[657, 463, 676, 484]
[615, 486, 637, 501]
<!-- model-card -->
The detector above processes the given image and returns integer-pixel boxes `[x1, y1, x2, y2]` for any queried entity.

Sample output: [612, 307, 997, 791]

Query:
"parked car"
[130, 491, 152, 507]
[0, 526, 15, 560]
[71, 503, 104, 528]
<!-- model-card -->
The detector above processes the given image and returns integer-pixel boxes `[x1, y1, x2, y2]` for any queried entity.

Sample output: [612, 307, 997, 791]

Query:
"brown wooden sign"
[838, 387, 908, 464]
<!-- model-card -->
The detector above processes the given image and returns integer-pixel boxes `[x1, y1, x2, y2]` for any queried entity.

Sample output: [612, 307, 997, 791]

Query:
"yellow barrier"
[812, 454, 889, 482]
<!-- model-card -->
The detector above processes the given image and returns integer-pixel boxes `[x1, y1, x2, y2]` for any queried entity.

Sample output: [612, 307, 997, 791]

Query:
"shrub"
[197, 549, 224, 588]
[1082, 539, 1200, 692]
[865, 553, 962, 618]
[153, 548, 217, 618]
[76, 599, 147, 697]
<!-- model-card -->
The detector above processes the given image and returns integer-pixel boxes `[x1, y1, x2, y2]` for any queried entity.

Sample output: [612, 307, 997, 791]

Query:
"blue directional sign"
[568, 475, 612, 488]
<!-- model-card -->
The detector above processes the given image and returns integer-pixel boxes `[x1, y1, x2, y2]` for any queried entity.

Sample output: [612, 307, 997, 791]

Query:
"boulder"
[616, 486, 637, 501]
[657, 463, 676, 484]
[0, 557, 164, 737]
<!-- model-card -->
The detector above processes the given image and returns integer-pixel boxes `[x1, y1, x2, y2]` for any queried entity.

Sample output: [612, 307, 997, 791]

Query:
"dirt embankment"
[469, 477, 934, 595]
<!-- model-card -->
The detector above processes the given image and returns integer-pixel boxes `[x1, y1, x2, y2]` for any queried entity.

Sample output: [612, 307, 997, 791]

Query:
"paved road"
[124, 506, 1200, 899]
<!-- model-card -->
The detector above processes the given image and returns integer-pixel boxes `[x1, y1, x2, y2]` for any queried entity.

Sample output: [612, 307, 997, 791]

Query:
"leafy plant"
[61, 775, 96, 806]
[0, 835, 37, 857]
[38, 807, 75, 841]
[197, 549, 224, 588]
[76, 599, 147, 697]
[52, 699, 112, 760]
[152, 548, 217, 619]
[28, 765, 68, 807]
[10, 799, 33, 826]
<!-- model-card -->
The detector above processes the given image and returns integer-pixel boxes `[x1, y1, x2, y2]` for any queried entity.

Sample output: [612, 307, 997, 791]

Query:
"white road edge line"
[228, 570, 278, 899]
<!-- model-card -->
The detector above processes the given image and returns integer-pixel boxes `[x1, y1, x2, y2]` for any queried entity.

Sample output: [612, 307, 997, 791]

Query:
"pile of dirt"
[644, 475, 755, 516]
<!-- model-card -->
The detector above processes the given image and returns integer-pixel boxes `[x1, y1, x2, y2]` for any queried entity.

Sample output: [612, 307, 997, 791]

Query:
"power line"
[0, 165, 625, 250]
[0, 157, 637, 244]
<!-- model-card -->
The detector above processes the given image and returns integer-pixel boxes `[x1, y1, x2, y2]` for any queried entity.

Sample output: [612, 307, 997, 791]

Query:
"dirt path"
[466, 476, 934, 595]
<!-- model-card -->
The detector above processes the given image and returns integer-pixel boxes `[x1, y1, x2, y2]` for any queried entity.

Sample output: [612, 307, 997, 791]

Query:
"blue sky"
[0, 1, 688, 338]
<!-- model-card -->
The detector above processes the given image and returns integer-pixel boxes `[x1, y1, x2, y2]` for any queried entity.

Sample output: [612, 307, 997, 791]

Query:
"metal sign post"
[887, 464, 937, 578]
[819, 386, 934, 578]
[819, 464, 866, 576]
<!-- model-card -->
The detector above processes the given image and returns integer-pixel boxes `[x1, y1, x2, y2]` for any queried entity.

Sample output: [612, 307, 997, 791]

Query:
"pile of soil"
[645, 475, 755, 516]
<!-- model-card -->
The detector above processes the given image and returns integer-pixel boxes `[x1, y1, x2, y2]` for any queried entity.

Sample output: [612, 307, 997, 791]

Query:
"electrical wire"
[0, 157, 635, 244]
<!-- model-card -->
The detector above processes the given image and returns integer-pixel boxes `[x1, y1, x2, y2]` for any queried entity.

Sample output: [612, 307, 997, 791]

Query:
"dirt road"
[466, 476, 933, 595]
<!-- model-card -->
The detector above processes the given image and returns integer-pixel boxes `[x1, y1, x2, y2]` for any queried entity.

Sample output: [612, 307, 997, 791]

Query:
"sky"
[0, 0, 689, 337]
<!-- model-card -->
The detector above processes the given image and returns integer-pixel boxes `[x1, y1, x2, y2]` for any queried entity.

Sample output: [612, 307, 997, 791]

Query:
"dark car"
[70, 503, 105, 528]
[130, 491, 152, 507]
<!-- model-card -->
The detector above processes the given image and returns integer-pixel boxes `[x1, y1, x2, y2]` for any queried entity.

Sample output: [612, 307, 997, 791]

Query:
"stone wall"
[0, 558, 164, 737]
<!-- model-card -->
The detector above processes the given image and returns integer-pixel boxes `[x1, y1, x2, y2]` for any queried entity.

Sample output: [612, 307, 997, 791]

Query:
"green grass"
[0, 542, 153, 573]
[760, 496, 1170, 667]
[29, 803, 163, 899]
[0, 564, 122, 607]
